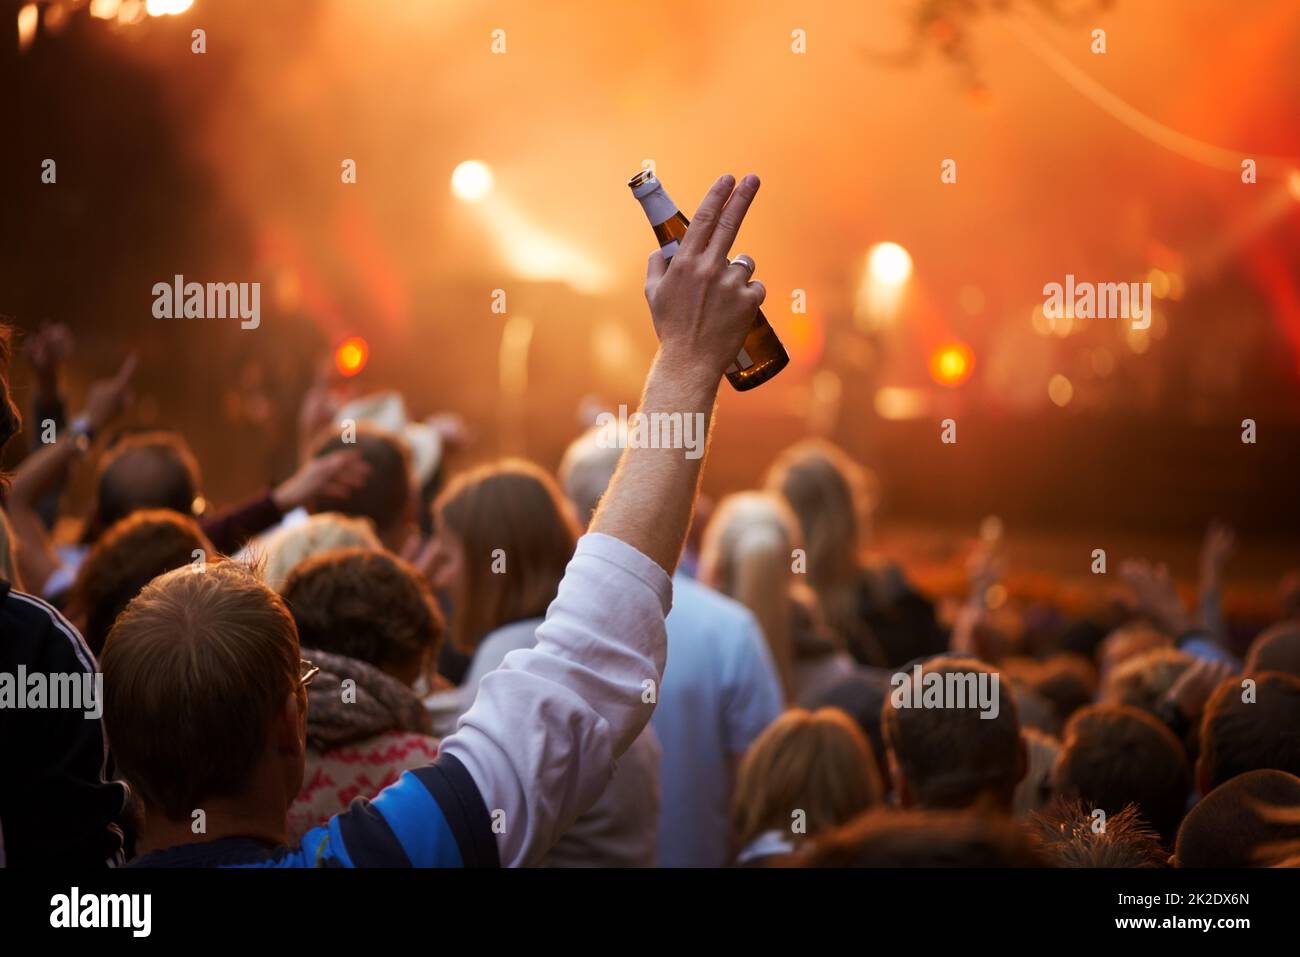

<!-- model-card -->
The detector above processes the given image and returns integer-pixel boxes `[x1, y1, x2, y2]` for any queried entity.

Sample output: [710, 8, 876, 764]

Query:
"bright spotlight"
[334, 336, 370, 378]
[451, 160, 494, 203]
[146, 0, 193, 15]
[868, 242, 913, 286]
[929, 341, 974, 387]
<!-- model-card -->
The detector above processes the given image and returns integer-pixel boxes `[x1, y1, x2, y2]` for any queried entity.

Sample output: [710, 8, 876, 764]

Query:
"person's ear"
[274, 690, 304, 756]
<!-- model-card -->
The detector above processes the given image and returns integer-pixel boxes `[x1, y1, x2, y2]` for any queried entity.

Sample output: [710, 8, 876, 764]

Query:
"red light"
[929, 341, 974, 387]
[335, 336, 369, 378]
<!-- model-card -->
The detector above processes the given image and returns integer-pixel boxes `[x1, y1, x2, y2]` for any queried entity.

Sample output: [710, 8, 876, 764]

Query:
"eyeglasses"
[299, 658, 320, 689]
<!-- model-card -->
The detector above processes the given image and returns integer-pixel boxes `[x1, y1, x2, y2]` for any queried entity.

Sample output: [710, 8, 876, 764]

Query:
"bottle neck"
[635, 183, 680, 229]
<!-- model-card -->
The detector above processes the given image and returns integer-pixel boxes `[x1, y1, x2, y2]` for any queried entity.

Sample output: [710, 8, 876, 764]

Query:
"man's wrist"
[650, 346, 722, 407]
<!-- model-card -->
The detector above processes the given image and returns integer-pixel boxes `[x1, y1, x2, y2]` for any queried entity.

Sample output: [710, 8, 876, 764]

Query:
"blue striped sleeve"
[297, 753, 499, 868]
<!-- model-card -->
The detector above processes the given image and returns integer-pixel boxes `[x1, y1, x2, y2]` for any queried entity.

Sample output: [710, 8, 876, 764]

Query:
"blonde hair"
[698, 491, 801, 701]
[730, 707, 882, 861]
[257, 512, 383, 591]
[764, 440, 882, 664]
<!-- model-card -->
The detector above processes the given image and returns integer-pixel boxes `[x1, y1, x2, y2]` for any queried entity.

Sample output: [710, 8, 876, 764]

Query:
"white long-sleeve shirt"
[437, 532, 671, 867]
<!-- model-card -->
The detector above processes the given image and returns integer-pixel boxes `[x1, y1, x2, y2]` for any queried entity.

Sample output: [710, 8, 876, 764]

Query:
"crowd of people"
[2, 174, 1299, 869]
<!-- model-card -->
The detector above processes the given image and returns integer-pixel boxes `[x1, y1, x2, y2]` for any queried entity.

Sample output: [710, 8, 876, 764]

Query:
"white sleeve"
[436, 532, 672, 867]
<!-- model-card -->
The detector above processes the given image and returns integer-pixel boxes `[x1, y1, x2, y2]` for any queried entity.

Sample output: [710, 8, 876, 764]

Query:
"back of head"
[883, 656, 1024, 812]
[259, 511, 382, 591]
[1052, 703, 1190, 846]
[807, 672, 893, 792]
[763, 440, 870, 591]
[69, 509, 213, 656]
[1199, 671, 1300, 792]
[281, 547, 442, 680]
[89, 431, 202, 541]
[1098, 621, 1173, 678]
[101, 560, 300, 821]
[557, 424, 623, 527]
[1029, 799, 1167, 867]
[731, 707, 882, 860]
[1245, 622, 1300, 680]
[435, 459, 578, 651]
[698, 491, 801, 699]
[313, 428, 412, 543]
[1175, 769, 1300, 867]
[797, 808, 1044, 867]
[1101, 646, 1194, 716]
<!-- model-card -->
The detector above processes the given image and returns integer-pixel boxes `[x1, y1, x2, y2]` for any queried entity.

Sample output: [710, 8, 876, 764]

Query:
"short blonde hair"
[730, 707, 882, 860]
[257, 512, 382, 591]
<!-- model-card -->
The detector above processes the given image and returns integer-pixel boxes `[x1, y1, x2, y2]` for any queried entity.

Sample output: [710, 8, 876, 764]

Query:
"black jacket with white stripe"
[0, 579, 127, 867]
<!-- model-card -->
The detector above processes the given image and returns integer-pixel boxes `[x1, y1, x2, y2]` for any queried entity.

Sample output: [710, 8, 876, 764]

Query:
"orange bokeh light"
[930, 341, 974, 387]
[335, 336, 370, 377]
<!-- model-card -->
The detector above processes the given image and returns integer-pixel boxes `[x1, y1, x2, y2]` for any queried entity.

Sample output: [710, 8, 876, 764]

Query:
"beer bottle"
[628, 169, 789, 391]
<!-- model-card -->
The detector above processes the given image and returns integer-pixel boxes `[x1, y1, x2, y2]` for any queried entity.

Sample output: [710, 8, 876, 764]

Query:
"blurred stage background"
[3, 0, 1300, 604]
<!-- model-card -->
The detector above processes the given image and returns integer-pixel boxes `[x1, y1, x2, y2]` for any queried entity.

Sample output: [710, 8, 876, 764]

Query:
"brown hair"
[795, 807, 1044, 867]
[434, 459, 578, 652]
[730, 707, 882, 861]
[0, 324, 21, 473]
[101, 560, 300, 821]
[68, 509, 213, 656]
[1029, 799, 1167, 867]
[84, 431, 203, 544]
[882, 656, 1024, 811]
[312, 427, 412, 541]
[1175, 769, 1300, 867]
[281, 547, 443, 677]
[764, 440, 882, 665]
[1245, 622, 1300, 680]
[1199, 671, 1300, 792]
[1053, 704, 1191, 846]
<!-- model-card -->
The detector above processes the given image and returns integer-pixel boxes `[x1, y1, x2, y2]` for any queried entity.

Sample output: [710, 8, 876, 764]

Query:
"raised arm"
[438, 173, 766, 865]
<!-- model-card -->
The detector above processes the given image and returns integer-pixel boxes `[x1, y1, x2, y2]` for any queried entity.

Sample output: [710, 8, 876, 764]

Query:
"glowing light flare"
[90, 0, 122, 19]
[17, 4, 38, 52]
[146, 0, 194, 14]
[867, 242, 913, 286]
[1288, 169, 1300, 202]
[334, 336, 370, 377]
[874, 386, 927, 421]
[451, 160, 494, 203]
[117, 0, 146, 25]
[929, 341, 975, 388]
[1048, 373, 1074, 407]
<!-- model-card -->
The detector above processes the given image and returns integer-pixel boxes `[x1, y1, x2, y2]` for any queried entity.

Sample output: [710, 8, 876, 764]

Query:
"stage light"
[334, 336, 370, 377]
[90, 0, 122, 18]
[146, 0, 193, 15]
[874, 386, 927, 420]
[17, 4, 38, 53]
[1289, 169, 1300, 202]
[929, 341, 974, 387]
[867, 242, 913, 286]
[451, 160, 494, 203]
[1048, 373, 1074, 407]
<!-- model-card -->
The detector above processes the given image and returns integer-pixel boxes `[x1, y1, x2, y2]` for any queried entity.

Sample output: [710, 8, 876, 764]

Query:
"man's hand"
[1119, 558, 1192, 635]
[1161, 658, 1234, 723]
[644, 173, 766, 384]
[82, 354, 137, 433]
[272, 448, 370, 513]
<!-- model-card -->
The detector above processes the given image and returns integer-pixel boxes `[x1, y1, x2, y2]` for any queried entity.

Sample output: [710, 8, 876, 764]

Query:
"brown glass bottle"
[627, 169, 789, 391]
